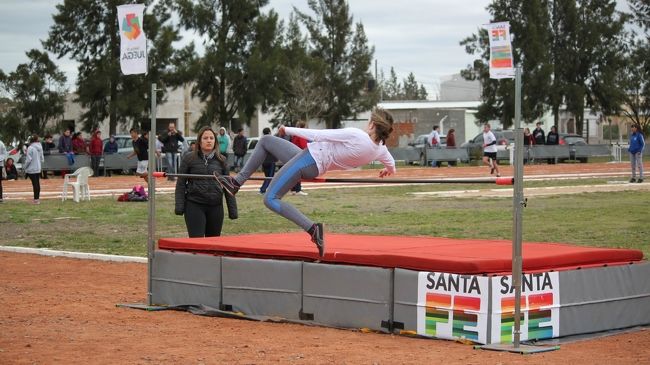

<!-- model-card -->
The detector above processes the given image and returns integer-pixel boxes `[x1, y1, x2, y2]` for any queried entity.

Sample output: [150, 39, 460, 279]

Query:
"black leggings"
[184, 200, 224, 237]
[27, 173, 40, 200]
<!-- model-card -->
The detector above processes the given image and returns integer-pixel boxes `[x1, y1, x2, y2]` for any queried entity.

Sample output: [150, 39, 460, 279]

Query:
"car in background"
[558, 133, 588, 163]
[407, 134, 447, 165]
[408, 134, 447, 149]
[461, 130, 515, 160]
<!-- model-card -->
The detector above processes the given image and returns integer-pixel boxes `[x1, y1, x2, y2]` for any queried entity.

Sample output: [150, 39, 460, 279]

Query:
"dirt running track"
[2, 162, 648, 201]
[1, 252, 649, 364]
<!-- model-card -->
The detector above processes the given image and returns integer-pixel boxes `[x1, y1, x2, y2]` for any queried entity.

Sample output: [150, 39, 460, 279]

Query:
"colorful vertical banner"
[117, 4, 147, 75]
[417, 272, 489, 344]
[486, 22, 515, 79]
[490, 272, 560, 343]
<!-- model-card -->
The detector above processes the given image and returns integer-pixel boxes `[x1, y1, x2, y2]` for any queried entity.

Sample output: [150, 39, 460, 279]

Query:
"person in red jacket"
[290, 121, 309, 195]
[89, 130, 104, 177]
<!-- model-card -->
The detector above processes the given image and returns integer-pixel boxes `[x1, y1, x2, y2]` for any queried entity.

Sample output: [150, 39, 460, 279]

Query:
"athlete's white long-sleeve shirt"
[284, 127, 396, 175]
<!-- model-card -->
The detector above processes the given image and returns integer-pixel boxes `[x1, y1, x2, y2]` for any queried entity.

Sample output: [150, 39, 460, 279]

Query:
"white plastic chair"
[62, 167, 93, 202]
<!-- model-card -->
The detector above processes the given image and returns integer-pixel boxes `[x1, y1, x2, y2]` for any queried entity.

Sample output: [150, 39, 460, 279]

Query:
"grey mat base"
[151, 250, 650, 345]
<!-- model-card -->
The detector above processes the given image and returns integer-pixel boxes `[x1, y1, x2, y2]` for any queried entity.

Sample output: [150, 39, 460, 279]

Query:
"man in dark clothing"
[158, 122, 184, 180]
[545, 125, 559, 164]
[58, 129, 73, 153]
[533, 122, 546, 145]
[259, 128, 277, 194]
[232, 128, 247, 172]
[127, 128, 149, 177]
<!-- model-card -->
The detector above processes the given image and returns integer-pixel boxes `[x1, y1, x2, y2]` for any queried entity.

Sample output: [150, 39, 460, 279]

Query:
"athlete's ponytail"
[371, 108, 394, 144]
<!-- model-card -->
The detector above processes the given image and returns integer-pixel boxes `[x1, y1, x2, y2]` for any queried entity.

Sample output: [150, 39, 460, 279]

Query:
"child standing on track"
[217, 109, 396, 257]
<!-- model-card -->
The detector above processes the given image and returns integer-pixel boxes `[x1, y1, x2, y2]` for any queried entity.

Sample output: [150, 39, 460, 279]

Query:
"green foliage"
[168, 0, 283, 131]
[295, 0, 377, 129]
[0, 49, 67, 144]
[271, 15, 328, 126]
[623, 0, 650, 136]
[380, 68, 428, 101]
[43, 0, 183, 134]
[460, 0, 626, 133]
[461, 0, 553, 128]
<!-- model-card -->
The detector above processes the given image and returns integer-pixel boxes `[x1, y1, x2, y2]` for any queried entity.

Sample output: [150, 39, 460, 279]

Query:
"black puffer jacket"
[175, 151, 237, 219]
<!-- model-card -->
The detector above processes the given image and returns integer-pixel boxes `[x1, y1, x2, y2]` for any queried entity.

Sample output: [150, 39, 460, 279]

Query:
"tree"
[623, 0, 650, 135]
[0, 49, 67, 144]
[378, 68, 428, 101]
[44, 0, 183, 134]
[462, 0, 627, 133]
[169, 0, 283, 130]
[382, 67, 401, 100]
[295, 0, 377, 129]
[562, 0, 626, 135]
[272, 15, 328, 125]
[460, 0, 553, 128]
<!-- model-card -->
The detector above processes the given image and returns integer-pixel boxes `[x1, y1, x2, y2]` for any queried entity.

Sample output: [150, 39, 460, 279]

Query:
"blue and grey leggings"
[235, 135, 320, 231]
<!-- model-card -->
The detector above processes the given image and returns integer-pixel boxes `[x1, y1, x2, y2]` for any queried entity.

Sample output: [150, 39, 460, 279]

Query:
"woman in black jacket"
[175, 126, 237, 237]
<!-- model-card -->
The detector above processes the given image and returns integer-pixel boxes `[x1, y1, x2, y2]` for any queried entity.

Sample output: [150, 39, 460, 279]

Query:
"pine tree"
[0, 50, 67, 144]
[170, 0, 283, 130]
[44, 0, 182, 134]
[383, 67, 401, 100]
[295, 0, 377, 129]
[460, 0, 552, 128]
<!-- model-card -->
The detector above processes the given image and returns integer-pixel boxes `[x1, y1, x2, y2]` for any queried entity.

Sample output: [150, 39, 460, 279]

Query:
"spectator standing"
[546, 126, 559, 164]
[291, 121, 309, 195]
[232, 128, 248, 172]
[72, 132, 87, 154]
[89, 130, 103, 177]
[218, 127, 230, 161]
[5, 158, 18, 180]
[482, 123, 500, 177]
[259, 127, 277, 194]
[23, 135, 45, 204]
[127, 128, 149, 178]
[628, 124, 645, 183]
[446, 128, 457, 166]
[533, 122, 546, 145]
[175, 126, 237, 237]
[158, 122, 184, 181]
[0, 139, 5, 202]
[428, 125, 442, 167]
[155, 135, 164, 171]
[523, 127, 535, 164]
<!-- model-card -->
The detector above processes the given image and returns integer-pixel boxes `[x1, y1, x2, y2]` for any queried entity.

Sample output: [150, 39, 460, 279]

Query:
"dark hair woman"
[174, 126, 237, 237]
[23, 134, 44, 204]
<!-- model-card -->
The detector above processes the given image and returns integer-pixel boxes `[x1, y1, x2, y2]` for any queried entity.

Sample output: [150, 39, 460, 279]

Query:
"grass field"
[1, 178, 648, 258]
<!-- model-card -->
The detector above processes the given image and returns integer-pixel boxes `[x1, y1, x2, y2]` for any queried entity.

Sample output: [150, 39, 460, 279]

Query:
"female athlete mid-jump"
[218, 109, 396, 257]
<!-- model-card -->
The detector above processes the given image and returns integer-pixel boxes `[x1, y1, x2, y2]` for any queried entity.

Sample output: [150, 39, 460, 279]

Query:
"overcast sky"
[0, 0, 492, 98]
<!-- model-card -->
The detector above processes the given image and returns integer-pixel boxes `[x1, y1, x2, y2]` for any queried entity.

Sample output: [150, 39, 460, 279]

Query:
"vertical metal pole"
[512, 67, 524, 348]
[147, 83, 157, 306]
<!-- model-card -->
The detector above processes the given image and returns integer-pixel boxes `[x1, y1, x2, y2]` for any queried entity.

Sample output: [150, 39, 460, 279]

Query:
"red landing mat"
[158, 233, 644, 275]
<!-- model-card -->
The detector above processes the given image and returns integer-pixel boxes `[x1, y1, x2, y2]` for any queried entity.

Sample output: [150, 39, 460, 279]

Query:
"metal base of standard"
[475, 343, 560, 354]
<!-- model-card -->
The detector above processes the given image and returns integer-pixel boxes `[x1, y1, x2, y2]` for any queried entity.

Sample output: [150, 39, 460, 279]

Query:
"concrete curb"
[0, 245, 147, 263]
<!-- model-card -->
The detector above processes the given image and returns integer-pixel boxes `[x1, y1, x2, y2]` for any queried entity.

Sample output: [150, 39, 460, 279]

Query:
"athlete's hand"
[278, 125, 286, 137]
[378, 168, 392, 178]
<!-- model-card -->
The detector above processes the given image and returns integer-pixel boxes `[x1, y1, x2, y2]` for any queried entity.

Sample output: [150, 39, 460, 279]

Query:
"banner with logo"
[490, 272, 560, 343]
[117, 4, 147, 75]
[486, 22, 515, 79]
[417, 272, 490, 344]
